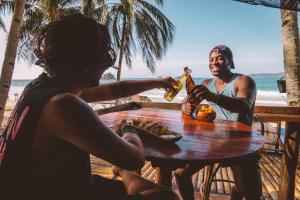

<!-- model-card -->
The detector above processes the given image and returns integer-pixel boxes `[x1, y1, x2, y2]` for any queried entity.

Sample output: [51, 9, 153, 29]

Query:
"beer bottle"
[164, 67, 192, 102]
[184, 66, 195, 95]
[184, 67, 197, 115]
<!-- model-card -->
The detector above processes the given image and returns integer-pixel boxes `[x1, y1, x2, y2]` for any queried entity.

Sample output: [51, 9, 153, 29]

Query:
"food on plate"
[128, 119, 175, 137]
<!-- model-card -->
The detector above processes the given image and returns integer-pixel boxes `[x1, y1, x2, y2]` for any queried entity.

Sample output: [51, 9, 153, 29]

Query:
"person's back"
[0, 13, 179, 200]
[31, 75, 91, 198]
[0, 74, 91, 199]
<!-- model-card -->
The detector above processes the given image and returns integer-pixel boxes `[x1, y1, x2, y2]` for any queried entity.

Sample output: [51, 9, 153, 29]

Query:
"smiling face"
[209, 51, 231, 77]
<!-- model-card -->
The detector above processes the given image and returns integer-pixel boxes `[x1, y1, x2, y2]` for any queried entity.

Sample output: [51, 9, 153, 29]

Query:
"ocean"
[9, 75, 287, 106]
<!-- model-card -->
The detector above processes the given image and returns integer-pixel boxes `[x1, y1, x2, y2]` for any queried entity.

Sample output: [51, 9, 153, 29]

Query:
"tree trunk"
[115, 16, 127, 105]
[0, 0, 25, 130]
[116, 16, 127, 82]
[278, 9, 300, 200]
[82, 0, 94, 17]
[281, 10, 300, 107]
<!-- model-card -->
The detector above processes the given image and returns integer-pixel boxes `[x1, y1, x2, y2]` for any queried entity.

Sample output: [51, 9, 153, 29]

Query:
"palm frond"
[136, 0, 174, 43]
[150, 0, 164, 7]
[0, 1, 15, 15]
[0, 17, 6, 32]
[95, 0, 174, 74]
[0, 0, 36, 15]
[17, 36, 37, 64]
[135, 13, 156, 72]
[59, 0, 78, 8]
[59, 6, 81, 15]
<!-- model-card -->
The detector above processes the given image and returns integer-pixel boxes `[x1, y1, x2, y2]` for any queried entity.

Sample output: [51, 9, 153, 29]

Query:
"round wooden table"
[100, 108, 264, 195]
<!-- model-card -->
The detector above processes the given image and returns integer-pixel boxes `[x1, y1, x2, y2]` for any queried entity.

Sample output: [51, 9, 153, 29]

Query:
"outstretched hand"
[182, 102, 193, 115]
[158, 77, 176, 90]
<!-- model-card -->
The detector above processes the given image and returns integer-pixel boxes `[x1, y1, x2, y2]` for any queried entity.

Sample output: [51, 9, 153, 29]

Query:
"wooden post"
[278, 122, 300, 200]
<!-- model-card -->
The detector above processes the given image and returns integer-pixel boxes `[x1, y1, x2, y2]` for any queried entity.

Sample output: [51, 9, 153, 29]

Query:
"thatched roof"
[234, 0, 300, 11]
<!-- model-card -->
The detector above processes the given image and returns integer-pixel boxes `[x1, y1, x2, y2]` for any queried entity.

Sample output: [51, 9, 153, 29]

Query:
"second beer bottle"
[164, 67, 192, 102]
[184, 66, 197, 115]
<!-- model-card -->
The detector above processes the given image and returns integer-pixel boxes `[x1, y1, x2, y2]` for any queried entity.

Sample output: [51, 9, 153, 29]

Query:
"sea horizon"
[9, 75, 287, 106]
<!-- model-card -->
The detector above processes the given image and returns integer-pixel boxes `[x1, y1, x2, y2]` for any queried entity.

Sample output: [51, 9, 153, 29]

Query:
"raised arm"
[212, 75, 256, 114]
[80, 77, 175, 103]
[40, 93, 146, 170]
[189, 76, 256, 114]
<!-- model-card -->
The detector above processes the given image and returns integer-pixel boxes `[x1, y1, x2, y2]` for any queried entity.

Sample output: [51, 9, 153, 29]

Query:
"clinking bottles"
[164, 67, 192, 102]
[184, 67, 197, 115]
[185, 66, 195, 95]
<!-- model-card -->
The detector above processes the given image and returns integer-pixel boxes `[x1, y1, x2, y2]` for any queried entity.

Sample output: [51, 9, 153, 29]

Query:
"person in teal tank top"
[176, 45, 261, 200]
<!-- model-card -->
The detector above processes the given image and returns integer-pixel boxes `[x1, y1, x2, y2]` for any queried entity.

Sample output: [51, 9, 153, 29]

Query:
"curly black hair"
[35, 13, 116, 76]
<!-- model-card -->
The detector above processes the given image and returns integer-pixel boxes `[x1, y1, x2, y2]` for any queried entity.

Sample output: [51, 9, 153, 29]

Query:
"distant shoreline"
[248, 72, 284, 77]
[11, 72, 285, 81]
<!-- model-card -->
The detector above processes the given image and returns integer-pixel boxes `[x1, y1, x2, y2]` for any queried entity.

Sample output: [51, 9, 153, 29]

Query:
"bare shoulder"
[49, 92, 84, 106]
[42, 92, 96, 126]
[40, 92, 103, 140]
[201, 79, 211, 87]
[236, 74, 256, 88]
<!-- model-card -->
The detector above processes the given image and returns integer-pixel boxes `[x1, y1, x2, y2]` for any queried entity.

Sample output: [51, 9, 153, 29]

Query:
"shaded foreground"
[90, 153, 300, 200]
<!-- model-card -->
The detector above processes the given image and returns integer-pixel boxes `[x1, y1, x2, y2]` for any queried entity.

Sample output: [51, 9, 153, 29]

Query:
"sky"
[0, 0, 299, 79]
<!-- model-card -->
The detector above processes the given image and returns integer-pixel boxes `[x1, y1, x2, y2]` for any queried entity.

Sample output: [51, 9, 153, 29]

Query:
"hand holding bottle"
[182, 102, 193, 115]
[188, 85, 215, 105]
[164, 67, 192, 102]
[157, 76, 176, 90]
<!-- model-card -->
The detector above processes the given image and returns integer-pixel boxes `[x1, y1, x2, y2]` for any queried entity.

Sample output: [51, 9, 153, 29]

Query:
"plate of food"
[128, 119, 182, 143]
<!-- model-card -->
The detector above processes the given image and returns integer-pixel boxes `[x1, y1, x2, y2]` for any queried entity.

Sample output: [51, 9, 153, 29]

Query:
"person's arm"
[80, 77, 175, 103]
[41, 93, 145, 170]
[189, 76, 256, 114]
[209, 76, 256, 114]
[181, 79, 210, 115]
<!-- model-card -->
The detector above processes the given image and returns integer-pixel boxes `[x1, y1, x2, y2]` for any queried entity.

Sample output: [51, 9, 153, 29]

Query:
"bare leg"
[114, 167, 179, 200]
[231, 156, 262, 200]
[174, 163, 205, 200]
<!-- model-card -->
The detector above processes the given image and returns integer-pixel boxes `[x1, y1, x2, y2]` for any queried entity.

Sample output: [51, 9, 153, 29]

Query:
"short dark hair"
[35, 13, 116, 76]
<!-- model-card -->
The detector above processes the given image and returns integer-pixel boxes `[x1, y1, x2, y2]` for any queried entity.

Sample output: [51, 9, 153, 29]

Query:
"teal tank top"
[206, 73, 253, 126]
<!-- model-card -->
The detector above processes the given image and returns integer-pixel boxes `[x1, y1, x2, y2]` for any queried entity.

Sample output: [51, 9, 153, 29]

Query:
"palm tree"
[280, 9, 300, 107]
[91, 0, 175, 81]
[0, 0, 25, 128]
[17, 0, 80, 63]
[0, 0, 79, 127]
[278, 9, 300, 200]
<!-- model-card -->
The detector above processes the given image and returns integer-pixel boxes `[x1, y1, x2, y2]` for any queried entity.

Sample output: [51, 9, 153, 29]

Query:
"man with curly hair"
[0, 13, 178, 200]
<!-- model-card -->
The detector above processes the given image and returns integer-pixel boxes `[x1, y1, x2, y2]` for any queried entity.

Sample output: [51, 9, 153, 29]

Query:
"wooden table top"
[100, 108, 264, 166]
